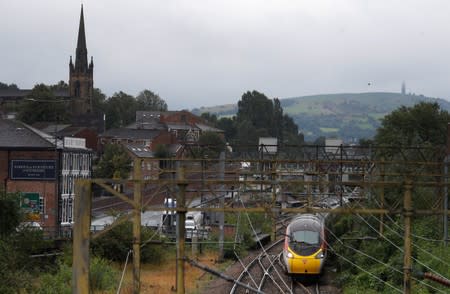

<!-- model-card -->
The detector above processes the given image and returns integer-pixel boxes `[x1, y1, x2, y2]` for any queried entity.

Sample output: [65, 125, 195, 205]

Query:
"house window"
[39, 196, 45, 214]
[60, 196, 74, 224]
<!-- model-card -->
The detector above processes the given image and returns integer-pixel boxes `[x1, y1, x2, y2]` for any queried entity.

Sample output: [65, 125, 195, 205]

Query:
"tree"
[198, 131, 226, 158]
[91, 221, 167, 264]
[92, 87, 107, 114]
[18, 83, 69, 124]
[217, 117, 236, 142]
[0, 191, 22, 238]
[0, 82, 19, 90]
[136, 89, 168, 111]
[374, 102, 450, 148]
[49, 80, 69, 91]
[272, 98, 284, 140]
[104, 91, 137, 129]
[235, 119, 258, 145]
[94, 144, 132, 179]
[236, 90, 274, 131]
[234, 90, 302, 146]
[200, 112, 218, 126]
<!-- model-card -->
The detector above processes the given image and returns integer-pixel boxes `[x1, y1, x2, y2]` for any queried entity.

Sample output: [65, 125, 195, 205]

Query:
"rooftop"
[0, 119, 57, 148]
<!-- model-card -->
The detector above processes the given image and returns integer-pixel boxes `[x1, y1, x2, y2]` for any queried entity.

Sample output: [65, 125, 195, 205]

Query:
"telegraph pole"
[271, 159, 277, 241]
[72, 179, 91, 294]
[403, 179, 413, 294]
[132, 159, 142, 294]
[218, 151, 225, 262]
[379, 158, 385, 236]
[176, 165, 187, 294]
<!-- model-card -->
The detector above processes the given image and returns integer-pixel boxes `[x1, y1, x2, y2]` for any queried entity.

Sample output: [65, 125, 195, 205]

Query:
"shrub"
[91, 221, 168, 264]
[36, 257, 118, 293]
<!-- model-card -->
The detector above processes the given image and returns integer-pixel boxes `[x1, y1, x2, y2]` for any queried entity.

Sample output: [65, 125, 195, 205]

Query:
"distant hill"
[192, 92, 450, 142]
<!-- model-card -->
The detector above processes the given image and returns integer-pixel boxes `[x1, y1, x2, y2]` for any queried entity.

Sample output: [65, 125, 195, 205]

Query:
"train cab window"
[292, 230, 319, 245]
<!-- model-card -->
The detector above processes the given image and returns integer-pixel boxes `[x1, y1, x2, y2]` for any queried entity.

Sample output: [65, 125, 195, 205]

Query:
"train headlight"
[315, 251, 325, 259]
[287, 252, 294, 259]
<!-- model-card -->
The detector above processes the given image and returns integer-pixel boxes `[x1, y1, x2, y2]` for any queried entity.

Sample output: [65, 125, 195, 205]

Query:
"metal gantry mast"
[72, 145, 450, 293]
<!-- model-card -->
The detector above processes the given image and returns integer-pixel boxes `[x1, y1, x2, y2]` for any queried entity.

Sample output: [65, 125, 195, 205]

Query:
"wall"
[1, 149, 59, 229]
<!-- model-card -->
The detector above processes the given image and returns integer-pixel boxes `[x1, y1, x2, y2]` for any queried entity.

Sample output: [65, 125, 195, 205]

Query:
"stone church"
[0, 5, 101, 131]
[69, 5, 94, 116]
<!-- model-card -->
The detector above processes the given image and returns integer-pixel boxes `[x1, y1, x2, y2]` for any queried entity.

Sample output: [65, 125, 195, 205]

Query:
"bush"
[0, 240, 34, 293]
[91, 221, 168, 264]
[90, 257, 119, 291]
[37, 261, 71, 294]
[0, 191, 23, 238]
[36, 257, 118, 293]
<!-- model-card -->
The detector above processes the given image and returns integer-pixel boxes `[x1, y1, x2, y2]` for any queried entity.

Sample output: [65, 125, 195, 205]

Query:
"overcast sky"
[2, 1, 450, 110]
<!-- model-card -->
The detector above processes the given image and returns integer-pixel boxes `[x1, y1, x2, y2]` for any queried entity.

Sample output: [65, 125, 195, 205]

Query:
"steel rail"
[230, 238, 284, 294]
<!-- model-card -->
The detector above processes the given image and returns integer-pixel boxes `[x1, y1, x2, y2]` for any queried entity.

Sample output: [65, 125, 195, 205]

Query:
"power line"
[356, 213, 448, 281]
[326, 242, 403, 293]
[356, 199, 450, 274]
[373, 199, 446, 242]
[365, 213, 450, 269]
[239, 198, 291, 291]
[326, 227, 447, 293]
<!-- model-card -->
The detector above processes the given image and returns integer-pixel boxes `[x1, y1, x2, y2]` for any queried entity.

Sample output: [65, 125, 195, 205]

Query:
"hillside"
[192, 92, 450, 142]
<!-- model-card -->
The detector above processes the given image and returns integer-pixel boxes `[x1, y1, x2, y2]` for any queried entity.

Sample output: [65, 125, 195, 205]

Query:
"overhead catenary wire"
[373, 198, 446, 242]
[354, 199, 450, 277]
[239, 198, 292, 292]
[355, 213, 449, 281]
[140, 213, 168, 249]
[233, 251, 259, 288]
[365, 212, 450, 269]
[326, 226, 447, 294]
[326, 242, 403, 293]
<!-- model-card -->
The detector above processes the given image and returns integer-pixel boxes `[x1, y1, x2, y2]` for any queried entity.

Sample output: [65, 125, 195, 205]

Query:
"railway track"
[230, 238, 291, 293]
[292, 281, 333, 294]
[198, 212, 340, 294]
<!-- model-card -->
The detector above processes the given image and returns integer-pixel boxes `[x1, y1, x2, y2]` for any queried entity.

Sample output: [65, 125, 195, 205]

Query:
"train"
[282, 214, 327, 275]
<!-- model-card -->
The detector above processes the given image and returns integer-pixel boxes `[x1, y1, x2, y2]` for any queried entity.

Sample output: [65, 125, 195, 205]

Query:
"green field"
[192, 92, 450, 141]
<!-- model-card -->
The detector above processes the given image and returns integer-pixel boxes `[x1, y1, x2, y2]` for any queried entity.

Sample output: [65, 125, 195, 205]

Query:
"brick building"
[100, 110, 223, 156]
[0, 119, 93, 235]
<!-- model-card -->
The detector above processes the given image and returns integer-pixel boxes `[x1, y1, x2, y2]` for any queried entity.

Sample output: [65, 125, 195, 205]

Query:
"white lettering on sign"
[64, 137, 86, 149]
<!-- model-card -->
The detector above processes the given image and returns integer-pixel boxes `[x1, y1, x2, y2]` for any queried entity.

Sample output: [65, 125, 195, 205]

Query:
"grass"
[320, 127, 339, 133]
[116, 250, 227, 294]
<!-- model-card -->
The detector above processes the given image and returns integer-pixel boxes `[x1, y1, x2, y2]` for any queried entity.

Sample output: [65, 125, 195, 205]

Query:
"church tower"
[69, 5, 93, 115]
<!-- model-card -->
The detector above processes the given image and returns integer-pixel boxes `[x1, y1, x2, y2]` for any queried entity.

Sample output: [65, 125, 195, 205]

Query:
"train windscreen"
[289, 230, 321, 256]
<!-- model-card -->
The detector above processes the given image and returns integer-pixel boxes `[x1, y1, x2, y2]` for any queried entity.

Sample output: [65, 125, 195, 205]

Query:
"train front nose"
[287, 248, 325, 274]
[290, 257, 322, 274]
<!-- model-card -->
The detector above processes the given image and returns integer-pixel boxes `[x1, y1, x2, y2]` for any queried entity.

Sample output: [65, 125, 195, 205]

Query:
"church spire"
[69, 4, 94, 115]
[75, 5, 88, 72]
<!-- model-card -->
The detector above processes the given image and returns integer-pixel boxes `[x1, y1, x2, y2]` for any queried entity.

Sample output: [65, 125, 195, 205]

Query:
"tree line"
[200, 90, 304, 146]
[3, 82, 303, 146]
[1, 81, 168, 129]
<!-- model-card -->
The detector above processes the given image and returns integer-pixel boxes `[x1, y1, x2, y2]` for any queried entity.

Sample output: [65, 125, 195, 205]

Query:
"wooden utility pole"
[218, 152, 225, 262]
[445, 122, 450, 245]
[403, 179, 413, 294]
[271, 159, 277, 241]
[379, 158, 385, 236]
[176, 166, 187, 294]
[72, 179, 91, 294]
[133, 159, 142, 294]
